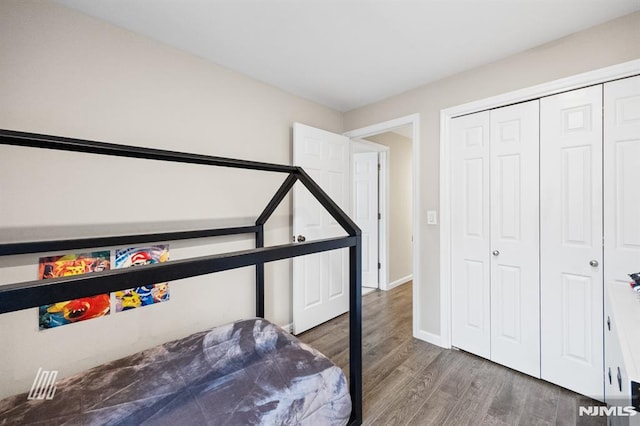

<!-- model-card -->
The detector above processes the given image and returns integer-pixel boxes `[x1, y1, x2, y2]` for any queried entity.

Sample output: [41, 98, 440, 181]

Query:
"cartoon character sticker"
[114, 245, 170, 312]
[38, 252, 111, 329]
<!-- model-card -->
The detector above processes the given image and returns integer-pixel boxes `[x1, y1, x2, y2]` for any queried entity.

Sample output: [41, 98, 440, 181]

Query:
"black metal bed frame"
[0, 129, 363, 426]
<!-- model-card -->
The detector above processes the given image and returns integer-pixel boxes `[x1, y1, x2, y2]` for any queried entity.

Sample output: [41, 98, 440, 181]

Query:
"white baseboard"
[414, 328, 449, 349]
[385, 274, 413, 291]
[280, 322, 293, 333]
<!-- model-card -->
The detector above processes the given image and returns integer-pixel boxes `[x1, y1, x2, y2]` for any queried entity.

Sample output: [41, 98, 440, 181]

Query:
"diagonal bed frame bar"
[0, 129, 363, 426]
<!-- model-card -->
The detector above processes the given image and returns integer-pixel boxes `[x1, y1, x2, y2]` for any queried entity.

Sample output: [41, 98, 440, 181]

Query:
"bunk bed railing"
[0, 129, 363, 426]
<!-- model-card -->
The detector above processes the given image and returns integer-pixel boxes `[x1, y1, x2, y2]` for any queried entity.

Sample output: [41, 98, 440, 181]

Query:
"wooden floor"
[298, 282, 605, 426]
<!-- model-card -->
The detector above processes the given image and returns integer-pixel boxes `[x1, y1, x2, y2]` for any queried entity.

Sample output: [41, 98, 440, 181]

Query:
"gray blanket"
[0, 319, 351, 425]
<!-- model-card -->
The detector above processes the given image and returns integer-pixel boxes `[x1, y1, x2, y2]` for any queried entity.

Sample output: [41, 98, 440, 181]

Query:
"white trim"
[445, 59, 640, 119]
[387, 274, 413, 291]
[411, 119, 420, 342]
[344, 115, 420, 139]
[439, 59, 640, 349]
[344, 113, 421, 342]
[362, 287, 377, 296]
[377, 150, 389, 290]
[414, 329, 443, 348]
[351, 138, 389, 152]
[439, 110, 453, 349]
[280, 322, 293, 334]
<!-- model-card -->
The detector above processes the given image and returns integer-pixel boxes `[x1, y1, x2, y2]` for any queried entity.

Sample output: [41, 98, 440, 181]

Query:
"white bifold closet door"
[604, 75, 640, 296]
[451, 111, 491, 359]
[451, 100, 540, 377]
[490, 100, 540, 377]
[603, 75, 640, 405]
[540, 85, 604, 399]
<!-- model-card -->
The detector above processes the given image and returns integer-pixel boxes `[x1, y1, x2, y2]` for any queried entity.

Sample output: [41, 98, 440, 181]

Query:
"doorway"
[352, 139, 387, 294]
[354, 127, 414, 293]
[291, 115, 420, 337]
[344, 114, 420, 337]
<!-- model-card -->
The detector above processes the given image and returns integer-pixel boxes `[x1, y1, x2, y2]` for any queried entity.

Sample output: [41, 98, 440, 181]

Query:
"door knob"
[492, 250, 500, 256]
[297, 235, 306, 243]
[589, 260, 599, 267]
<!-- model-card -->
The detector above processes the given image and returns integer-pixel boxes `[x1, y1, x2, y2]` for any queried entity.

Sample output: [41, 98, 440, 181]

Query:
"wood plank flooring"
[298, 282, 606, 426]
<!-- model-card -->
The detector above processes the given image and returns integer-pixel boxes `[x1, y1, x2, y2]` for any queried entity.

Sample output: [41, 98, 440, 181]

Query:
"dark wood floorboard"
[298, 281, 606, 426]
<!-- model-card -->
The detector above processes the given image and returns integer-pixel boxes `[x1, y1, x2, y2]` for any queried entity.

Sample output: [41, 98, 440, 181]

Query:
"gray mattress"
[0, 318, 351, 425]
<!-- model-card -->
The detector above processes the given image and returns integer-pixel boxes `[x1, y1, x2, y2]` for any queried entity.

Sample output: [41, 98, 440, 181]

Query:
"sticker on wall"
[38, 252, 111, 330]
[114, 245, 170, 312]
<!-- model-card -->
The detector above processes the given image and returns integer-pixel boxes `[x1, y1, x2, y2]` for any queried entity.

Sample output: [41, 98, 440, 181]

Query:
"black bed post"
[296, 167, 363, 426]
[254, 173, 298, 320]
[255, 225, 265, 318]
[349, 235, 363, 426]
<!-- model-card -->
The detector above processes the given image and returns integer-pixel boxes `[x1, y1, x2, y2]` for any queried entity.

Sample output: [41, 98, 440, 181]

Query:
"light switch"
[427, 210, 437, 225]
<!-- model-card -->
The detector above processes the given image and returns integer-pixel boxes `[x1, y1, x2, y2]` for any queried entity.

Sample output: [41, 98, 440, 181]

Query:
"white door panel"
[605, 76, 640, 294]
[451, 111, 491, 359]
[353, 152, 379, 289]
[293, 123, 349, 334]
[604, 75, 640, 405]
[490, 100, 540, 377]
[540, 85, 603, 399]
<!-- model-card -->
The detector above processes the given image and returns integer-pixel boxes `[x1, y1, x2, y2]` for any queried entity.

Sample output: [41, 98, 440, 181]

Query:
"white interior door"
[605, 75, 640, 292]
[489, 100, 540, 377]
[540, 85, 603, 399]
[451, 111, 491, 359]
[293, 123, 350, 335]
[353, 152, 379, 289]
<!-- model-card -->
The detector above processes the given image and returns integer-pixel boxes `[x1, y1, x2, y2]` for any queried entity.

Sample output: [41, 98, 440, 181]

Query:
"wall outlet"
[427, 210, 437, 225]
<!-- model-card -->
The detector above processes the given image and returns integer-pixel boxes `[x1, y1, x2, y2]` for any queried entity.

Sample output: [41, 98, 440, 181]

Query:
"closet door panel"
[451, 111, 491, 358]
[605, 75, 640, 292]
[604, 77, 640, 405]
[540, 85, 603, 399]
[490, 100, 540, 377]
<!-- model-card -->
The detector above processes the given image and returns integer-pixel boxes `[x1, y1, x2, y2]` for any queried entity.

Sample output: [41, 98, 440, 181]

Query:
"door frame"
[351, 139, 389, 290]
[440, 59, 640, 349]
[344, 113, 421, 339]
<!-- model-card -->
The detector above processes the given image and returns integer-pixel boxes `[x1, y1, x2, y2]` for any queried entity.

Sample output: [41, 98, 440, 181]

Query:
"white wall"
[0, 0, 343, 398]
[344, 11, 640, 338]
[365, 132, 413, 285]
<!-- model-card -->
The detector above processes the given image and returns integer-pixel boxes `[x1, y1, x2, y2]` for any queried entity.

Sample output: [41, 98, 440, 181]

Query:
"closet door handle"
[492, 250, 500, 256]
[589, 260, 599, 267]
[607, 316, 611, 331]
[617, 367, 622, 392]
[608, 367, 612, 385]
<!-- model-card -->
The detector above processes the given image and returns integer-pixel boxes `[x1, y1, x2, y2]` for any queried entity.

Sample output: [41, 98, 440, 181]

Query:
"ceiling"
[54, 0, 640, 112]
